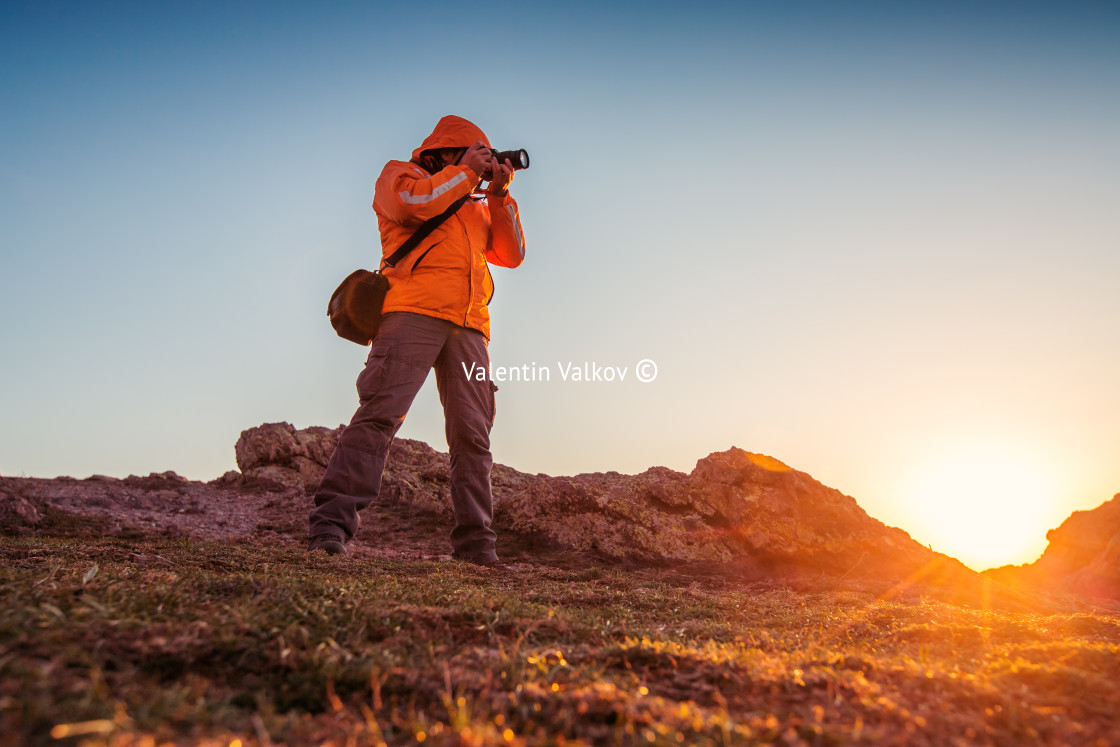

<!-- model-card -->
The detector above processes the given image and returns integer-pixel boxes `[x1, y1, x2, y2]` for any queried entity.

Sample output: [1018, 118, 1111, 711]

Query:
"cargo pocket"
[356, 344, 391, 402]
[488, 381, 498, 426]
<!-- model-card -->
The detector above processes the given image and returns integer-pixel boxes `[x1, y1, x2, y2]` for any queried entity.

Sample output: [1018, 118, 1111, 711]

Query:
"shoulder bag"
[328, 194, 469, 345]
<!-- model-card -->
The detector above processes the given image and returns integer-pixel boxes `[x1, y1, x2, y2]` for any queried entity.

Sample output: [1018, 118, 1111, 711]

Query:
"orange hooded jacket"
[373, 115, 526, 340]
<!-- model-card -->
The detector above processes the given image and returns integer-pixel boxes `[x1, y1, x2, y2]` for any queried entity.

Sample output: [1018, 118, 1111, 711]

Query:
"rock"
[235, 422, 303, 472]
[241, 464, 303, 490]
[292, 456, 327, 492]
[296, 426, 343, 466]
[209, 470, 242, 487]
[1078, 533, 1120, 599]
[0, 486, 43, 531]
[123, 472, 190, 491]
[234, 422, 344, 493]
[378, 439, 454, 517]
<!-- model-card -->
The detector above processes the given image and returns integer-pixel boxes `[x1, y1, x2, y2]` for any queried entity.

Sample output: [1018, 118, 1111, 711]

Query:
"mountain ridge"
[3, 421, 1117, 610]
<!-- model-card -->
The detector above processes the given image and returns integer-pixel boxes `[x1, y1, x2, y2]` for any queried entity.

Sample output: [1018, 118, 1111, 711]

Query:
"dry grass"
[2, 534, 1119, 746]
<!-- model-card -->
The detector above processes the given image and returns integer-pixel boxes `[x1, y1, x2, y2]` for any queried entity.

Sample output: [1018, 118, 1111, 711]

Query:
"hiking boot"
[308, 534, 347, 556]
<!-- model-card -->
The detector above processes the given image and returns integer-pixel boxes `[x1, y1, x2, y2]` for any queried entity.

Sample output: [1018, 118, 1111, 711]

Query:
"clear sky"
[3, 1, 1118, 570]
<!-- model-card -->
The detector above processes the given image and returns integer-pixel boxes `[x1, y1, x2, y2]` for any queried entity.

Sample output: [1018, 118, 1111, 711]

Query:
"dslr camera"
[489, 148, 530, 171]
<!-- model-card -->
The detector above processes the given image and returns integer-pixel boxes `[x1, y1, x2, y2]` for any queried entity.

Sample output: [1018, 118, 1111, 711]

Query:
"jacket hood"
[411, 115, 491, 161]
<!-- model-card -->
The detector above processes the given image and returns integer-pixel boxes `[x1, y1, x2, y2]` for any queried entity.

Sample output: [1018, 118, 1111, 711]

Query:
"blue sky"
[3, 1, 1118, 569]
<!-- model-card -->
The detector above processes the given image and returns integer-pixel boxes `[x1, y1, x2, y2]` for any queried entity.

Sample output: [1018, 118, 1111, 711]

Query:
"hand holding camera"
[460, 141, 529, 194]
[460, 142, 495, 180]
[486, 154, 515, 196]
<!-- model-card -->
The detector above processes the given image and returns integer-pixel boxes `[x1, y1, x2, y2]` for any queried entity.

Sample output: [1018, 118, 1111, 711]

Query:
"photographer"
[309, 115, 527, 567]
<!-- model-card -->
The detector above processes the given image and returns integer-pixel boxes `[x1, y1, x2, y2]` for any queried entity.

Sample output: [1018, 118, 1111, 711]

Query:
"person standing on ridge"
[309, 115, 527, 566]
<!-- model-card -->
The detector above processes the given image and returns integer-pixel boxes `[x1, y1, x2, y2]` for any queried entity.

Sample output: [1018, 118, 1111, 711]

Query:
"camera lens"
[493, 149, 530, 170]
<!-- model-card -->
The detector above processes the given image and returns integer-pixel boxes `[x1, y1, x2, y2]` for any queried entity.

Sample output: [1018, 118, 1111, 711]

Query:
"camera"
[490, 148, 530, 170]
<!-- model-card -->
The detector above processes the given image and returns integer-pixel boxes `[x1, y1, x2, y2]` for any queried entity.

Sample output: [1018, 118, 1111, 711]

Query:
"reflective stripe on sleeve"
[507, 204, 525, 258]
[398, 171, 468, 205]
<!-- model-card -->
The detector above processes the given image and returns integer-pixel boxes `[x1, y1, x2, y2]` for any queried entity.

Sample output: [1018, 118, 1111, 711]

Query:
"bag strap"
[381, 194, 470, 270]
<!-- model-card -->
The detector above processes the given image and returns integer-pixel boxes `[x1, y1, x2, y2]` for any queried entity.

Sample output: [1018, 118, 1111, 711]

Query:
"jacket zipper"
[457, 209, 472, 327]
[464, 262, 473, 326]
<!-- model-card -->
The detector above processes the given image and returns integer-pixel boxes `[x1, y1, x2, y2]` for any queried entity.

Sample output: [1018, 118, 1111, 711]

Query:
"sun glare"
[901, 443, 1063, 571]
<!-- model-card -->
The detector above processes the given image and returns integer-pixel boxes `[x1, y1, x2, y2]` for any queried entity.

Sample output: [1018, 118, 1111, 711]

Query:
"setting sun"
[900, 441, 1065, 571]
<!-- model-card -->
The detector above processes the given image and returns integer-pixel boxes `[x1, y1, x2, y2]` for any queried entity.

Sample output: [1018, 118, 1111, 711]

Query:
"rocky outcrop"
[234, 422, 344, 492]
[490, 447, 978, 595]
[227, 427, 1003, 601]
[985, 495, 1120, 601]
[0, 422, 1041, 606]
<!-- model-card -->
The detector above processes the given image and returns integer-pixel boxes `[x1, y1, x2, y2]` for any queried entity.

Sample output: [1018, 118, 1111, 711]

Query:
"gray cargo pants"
[309, 311, 499, 563]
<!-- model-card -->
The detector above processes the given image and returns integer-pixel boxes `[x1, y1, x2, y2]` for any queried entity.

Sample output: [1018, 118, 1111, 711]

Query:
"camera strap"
[381, 194, 470, 270]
